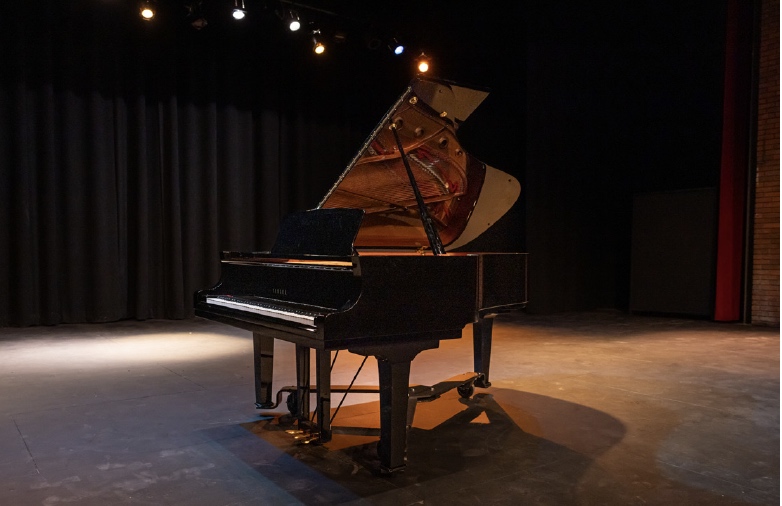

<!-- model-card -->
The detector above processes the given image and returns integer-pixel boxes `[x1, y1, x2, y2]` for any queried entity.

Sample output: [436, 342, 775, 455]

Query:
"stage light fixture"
[232, 0, 247, 20]
[287, 10, 301, 31]
[388, 38, 405, 55]
[139, 0, 155, 20]
[416, 53, 431, 73]
[312, 30, 325, 54]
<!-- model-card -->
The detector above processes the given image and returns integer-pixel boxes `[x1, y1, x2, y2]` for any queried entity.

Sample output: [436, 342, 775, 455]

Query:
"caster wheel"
[457, 382, 475, 399]
[286, 392, 298, 416]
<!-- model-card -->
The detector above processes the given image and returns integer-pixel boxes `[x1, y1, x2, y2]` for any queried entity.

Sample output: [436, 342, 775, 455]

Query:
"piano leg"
[253, 333, 275, 408]
[294, 344, 311, 425]
[315, 349, 332, 442]
[350, 340, 439, 474]
[472, 316, 494, 388]
[377, 357, 412, 473]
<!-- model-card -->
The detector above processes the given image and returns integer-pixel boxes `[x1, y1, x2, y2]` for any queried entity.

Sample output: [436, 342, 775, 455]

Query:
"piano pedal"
[291, 431, 321, 445]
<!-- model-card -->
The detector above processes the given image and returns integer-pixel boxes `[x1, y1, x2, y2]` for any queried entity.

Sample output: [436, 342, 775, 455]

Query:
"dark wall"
[523, 1, 728, 313]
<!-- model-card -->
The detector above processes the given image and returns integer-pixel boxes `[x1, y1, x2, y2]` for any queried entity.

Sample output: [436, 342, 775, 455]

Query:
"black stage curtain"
[0, 1, 389, 326]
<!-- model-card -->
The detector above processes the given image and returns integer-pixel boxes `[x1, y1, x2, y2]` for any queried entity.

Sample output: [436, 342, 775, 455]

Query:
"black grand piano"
[195, 77, 528, 473]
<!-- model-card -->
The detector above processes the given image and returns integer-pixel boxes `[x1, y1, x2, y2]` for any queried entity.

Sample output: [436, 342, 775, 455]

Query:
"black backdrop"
[524, 2, 730, 313]
[0, 1, 411, 325]
[1, 1, 735, 326]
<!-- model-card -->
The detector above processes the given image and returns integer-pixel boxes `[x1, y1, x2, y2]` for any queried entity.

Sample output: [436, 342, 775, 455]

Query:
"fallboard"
[209, 259, 361, 312]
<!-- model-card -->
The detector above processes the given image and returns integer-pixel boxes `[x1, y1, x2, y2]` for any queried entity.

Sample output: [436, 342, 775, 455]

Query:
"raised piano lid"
[317, 77, 520, 251]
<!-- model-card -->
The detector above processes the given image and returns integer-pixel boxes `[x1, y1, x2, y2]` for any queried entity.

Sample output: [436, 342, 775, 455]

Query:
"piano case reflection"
[195, 77, 528, 474]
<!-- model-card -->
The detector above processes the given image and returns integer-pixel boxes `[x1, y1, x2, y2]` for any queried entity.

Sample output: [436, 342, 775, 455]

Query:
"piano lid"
[318, 77, 520, 251]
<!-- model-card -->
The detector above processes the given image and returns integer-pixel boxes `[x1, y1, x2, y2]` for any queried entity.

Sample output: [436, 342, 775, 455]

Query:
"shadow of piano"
[211, 389, 625, 504]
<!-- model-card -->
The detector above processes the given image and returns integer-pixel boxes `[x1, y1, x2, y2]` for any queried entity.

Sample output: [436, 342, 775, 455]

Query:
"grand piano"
[195, 77, 528, 473]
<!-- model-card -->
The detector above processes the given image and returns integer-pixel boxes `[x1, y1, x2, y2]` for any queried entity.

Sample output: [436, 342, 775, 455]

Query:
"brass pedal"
[285, 428, 321, 444]
[294, 433, 321, 444]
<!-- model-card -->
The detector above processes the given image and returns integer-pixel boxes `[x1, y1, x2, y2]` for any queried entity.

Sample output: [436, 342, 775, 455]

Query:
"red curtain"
[714, 0, 756, 321]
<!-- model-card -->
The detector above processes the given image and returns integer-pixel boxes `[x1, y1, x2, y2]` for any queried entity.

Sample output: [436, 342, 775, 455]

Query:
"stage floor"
[0, 311, 778, 505]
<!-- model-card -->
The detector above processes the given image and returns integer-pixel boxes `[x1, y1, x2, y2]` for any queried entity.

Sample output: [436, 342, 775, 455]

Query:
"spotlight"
[312, 30, 325, 54]
[232, 0, 247, 20]
[287, 10, 301, 31]
[139, 0, 155, 20]
[388, 38, 405, 55]
[416, 52, 431, 73]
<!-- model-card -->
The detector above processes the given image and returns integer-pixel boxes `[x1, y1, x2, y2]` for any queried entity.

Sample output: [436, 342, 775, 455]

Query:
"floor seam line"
[161, 365, 206, 388]
[13, 418, 41, 475]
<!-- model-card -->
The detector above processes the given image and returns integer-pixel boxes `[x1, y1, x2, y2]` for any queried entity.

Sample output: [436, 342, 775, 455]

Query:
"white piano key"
[206, 296, 318, 330]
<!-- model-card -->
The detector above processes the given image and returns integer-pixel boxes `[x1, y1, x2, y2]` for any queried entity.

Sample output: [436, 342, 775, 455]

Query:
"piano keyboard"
[206, 296, 319, 330]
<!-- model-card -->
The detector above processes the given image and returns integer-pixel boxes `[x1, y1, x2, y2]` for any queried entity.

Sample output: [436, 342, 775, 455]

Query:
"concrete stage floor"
[0, 311, 778, 505]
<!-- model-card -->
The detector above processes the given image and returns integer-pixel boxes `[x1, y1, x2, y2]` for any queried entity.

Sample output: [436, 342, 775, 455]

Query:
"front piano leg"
[294, 344, 311, 425]
[253, 333, 275, 408]
[472, 316, 494, 388]
[376, 356, 412, 473]
[315, 349, 332, 442]
[351, 340, 439, 474]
